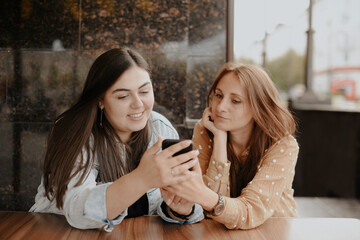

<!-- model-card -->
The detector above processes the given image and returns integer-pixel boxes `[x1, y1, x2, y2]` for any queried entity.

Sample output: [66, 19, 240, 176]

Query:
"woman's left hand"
[164, 160, 219, 212]
[160, 188, 194, 215]
[163, 158, 208, 205]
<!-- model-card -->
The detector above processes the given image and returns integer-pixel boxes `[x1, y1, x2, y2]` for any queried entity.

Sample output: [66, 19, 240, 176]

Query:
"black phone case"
[162, 139, 193, 156]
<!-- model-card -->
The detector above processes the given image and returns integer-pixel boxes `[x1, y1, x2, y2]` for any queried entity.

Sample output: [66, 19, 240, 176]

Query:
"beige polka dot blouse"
[192, 122, 299, 230]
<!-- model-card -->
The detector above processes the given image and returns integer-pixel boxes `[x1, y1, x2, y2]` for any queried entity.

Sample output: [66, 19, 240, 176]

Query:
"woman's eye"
[232, 99, 241, 104]
[215, 93, 222, 99]
[140, 90, 149, 94]
[117, 95, 128, 99]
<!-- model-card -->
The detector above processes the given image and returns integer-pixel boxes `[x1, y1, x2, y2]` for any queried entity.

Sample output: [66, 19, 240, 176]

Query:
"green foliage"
[267, 49, 305, 91]
[237, 57, 256, 64]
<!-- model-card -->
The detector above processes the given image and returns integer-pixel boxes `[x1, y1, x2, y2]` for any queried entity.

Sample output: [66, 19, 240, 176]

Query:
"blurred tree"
[238, 57, 255, 64]
[267, 49, 305, 92]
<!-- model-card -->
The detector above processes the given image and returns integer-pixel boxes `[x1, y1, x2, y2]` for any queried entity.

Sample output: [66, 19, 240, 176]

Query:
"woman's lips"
[128, 111, 144, 119]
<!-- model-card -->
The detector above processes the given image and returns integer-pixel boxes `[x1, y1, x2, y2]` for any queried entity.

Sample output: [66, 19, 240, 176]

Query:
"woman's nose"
[216, 98, 227, 112]
[131, 95, 143, 108]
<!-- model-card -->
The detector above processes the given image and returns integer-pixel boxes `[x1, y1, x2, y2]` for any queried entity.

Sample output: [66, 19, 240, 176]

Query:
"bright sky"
[234, 0, 310, 62]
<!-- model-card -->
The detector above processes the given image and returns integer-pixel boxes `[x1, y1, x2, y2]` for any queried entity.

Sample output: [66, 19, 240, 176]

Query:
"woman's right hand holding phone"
[136, 136, 198, 190]
[106, 137, 197, 220]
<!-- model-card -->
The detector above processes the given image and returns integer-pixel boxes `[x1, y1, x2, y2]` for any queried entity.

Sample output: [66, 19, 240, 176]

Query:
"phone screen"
[162, 139, 193, 157]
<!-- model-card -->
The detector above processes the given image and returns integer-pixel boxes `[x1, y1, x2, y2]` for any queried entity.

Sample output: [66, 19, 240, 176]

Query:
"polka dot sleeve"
[211, 135, 299, 229]
[192, 122, 231, 196]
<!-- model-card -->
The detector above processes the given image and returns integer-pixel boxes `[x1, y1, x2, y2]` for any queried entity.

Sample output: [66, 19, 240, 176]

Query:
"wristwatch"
[205, 194, 225, 216]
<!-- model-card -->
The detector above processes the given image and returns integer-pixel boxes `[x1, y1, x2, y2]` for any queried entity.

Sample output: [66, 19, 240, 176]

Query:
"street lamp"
[294, 0, 327, 105]
[261, 24, 284, 69]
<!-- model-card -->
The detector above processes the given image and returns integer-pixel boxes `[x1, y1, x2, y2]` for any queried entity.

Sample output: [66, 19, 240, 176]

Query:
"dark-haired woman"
[30, 48, 203, 231]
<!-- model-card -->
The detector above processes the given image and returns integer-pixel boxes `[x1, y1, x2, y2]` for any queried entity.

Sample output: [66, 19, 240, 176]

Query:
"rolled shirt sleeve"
[62, 166, 128, 230]
[157, 203, 204, 224]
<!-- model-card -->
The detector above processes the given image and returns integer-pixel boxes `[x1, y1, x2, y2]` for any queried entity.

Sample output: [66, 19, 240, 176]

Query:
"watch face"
[214, 204, 225, 215]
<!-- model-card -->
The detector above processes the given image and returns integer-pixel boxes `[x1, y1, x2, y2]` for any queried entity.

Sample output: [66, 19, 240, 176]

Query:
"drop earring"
[100, 108, 104, 127]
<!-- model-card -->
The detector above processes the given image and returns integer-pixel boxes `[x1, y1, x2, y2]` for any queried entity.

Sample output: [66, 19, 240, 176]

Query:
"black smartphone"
[162, 139, 193, 157]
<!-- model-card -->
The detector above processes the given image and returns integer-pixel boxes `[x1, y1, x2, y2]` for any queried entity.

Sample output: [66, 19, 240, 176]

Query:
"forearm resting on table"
[106, 169, 148, 220]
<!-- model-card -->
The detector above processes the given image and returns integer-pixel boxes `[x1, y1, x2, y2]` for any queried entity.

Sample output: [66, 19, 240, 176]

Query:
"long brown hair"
[207, 63, 296, 197]
[43, 48, 152, 208]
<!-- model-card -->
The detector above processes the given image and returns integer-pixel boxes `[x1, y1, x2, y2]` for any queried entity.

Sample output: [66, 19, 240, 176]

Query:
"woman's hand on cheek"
[200, 107, 214, 131]
[201, 107, 226, 138]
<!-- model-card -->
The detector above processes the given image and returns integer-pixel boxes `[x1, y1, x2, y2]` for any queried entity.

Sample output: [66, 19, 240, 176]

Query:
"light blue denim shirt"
[29, 111, 204, 231]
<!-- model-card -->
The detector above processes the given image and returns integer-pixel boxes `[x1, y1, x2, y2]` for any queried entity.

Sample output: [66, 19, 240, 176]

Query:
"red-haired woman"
[162, 63, 299, 229]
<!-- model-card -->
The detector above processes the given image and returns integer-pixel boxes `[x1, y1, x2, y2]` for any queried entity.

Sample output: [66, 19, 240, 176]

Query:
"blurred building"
[312, 0, 360, 107]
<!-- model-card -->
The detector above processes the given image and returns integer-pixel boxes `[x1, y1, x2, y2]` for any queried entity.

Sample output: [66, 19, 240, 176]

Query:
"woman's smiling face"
[100, 66, 154, 142]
